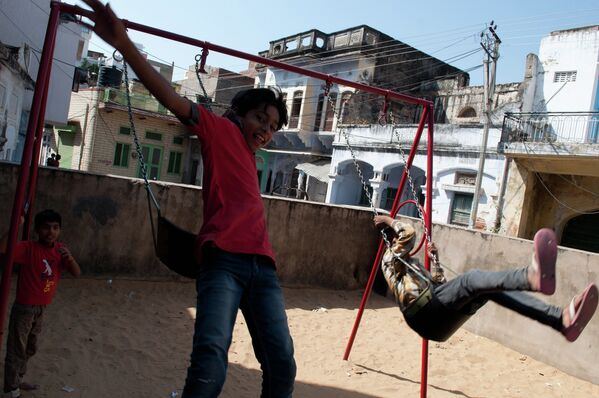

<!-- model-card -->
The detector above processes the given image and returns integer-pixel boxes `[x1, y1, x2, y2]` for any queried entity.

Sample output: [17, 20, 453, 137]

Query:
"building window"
[0, 84, 6, 109]
[381, 187, 397, 211]
[455, 172, 476, 185]
[450, 193, 473, 226]
[167, 151, 182, 174]
[281, 92, 288, 124]
[173, 136, 184, 145]
[340, 91, 352, 123]
[313, 94, 324, 131]
[323, 92, 338, 131]
[119, 126, 131, 135]
[553, 71, 577, 83]
[288, 91, 302, 129]
[457, 107, 477, 118]
[145, 131, 163, 141]
[113, 143, 130, 167]
[358, 185, 373, 207]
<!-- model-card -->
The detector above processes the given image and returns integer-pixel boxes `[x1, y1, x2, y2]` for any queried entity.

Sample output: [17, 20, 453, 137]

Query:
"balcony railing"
[102, 88, 169, 115]
[501, 112, 599, 145]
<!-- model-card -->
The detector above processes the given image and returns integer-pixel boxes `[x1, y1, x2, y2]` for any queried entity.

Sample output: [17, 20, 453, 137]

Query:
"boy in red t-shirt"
[0, 209, 80, 398]
[82, 2, 296, 396]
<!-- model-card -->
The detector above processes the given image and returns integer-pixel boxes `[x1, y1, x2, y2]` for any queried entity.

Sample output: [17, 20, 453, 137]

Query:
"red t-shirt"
[187, 105, 275, 264]
[13, 241, 66, 305]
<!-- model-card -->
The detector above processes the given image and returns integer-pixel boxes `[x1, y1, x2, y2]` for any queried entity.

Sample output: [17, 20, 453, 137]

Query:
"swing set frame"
[0, 2, 436, 397]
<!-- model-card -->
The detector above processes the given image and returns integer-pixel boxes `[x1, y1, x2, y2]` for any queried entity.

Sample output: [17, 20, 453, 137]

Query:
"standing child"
[81, 1, 296, 397]
[0, 209, 81, 398]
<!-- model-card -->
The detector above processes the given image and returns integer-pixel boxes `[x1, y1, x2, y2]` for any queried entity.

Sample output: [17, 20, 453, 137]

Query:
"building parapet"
[500, 112, 599, 149]
[102, 87, 170, 116]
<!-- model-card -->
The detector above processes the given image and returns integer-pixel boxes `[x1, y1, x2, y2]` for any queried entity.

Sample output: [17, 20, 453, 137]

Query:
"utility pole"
[469, 22, 500, 229]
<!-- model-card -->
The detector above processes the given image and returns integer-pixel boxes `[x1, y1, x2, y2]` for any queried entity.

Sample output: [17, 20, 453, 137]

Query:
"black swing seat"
[156, 216, 198, 279]
[402, 285, 472, 342]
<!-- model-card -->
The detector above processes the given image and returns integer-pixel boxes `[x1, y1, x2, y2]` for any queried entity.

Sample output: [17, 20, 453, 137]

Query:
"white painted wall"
[536, 27, 599, 142]
[539, 27, 599, 113]
[0, 0, 86, 125]
[327, 124, 505, 229]
[0, 67, 25, 161]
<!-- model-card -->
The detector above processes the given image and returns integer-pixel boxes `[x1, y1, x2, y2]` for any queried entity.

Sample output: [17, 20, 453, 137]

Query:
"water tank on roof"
[98, 65, 123, 88]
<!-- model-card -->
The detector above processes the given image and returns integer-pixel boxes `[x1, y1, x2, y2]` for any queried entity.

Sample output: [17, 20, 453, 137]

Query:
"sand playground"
[3, 277, 598, 398]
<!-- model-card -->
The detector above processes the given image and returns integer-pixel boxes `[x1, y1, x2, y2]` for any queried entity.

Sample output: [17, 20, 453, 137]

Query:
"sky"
[81, 0, 599, 87]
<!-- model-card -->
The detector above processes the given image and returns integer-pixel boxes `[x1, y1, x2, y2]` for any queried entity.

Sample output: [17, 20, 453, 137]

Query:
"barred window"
[553, 71, 577, 83]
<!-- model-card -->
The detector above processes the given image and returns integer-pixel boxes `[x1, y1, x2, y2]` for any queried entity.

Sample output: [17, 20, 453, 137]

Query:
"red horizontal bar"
[58, 2, 432, 107]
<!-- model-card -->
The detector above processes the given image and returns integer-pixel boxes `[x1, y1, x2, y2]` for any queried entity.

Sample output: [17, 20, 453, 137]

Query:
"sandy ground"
[4, 277, 598, 398]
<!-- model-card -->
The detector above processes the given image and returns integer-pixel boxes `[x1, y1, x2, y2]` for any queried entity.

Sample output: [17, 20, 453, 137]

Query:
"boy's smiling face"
[240, 104, 280, 152]
[36, 221, 61, 247]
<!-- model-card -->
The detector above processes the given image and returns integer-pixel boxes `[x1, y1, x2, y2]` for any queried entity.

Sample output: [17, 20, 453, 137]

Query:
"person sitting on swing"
[373, 215, 598, 342]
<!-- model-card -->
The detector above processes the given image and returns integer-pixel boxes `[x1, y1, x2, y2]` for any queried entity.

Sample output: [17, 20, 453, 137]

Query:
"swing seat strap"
[403, 285, 433, 318]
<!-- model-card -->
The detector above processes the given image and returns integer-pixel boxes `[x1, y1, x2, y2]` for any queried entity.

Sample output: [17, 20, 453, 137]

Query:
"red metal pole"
[23, 18, 58, 240]
[0, 2, 60, 342]
[58, 2, 433, 108]
[419, 105, 435, 398]
[343, 107, 429, 360]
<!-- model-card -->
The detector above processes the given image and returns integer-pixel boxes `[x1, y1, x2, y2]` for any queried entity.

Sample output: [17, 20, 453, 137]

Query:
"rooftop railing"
[102, 87, 169, 115]
[501, 111, 599, 145]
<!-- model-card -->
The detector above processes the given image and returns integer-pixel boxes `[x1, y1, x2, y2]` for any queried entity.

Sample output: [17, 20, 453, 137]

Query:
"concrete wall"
[0, 163, 598, 384]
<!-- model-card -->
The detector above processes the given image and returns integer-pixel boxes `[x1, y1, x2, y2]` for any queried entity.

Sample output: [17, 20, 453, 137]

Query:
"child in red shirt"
[82, 2, 296, 396]
[0, 210, 80, 398]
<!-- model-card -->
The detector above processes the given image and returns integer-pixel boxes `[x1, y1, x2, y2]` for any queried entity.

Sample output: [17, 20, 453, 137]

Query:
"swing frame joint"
[196, 47, 209, 74]
[323, 78, 333, 97]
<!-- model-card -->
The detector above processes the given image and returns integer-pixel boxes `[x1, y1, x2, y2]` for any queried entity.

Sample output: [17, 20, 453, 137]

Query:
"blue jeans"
[434, 268, 563, 330]
[182, 248, 296, 398]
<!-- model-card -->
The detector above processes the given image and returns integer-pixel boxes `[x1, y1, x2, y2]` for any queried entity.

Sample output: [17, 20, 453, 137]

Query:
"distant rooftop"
[550, 25, 599, 36]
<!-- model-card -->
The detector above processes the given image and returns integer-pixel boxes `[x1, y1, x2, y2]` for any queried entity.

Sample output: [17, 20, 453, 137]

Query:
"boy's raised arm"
[81, 0, 191, 121]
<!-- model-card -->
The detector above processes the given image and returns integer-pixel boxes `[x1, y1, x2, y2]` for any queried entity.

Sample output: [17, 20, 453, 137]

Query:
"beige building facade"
[65, 88, 195, 184]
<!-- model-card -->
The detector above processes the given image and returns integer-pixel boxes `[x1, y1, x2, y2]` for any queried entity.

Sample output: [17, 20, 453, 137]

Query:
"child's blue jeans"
[182, 248, 296, 398]
[435, 268, 563, 330]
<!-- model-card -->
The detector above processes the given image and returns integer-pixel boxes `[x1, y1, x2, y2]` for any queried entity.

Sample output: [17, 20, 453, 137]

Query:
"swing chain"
[325, 93, 396, 251]
[389, 112, 432, 247]
[327, 95, 377, 220]
[194, 51, 212, 111]
[326, 90, 435, 281]
[121, 59, 161, 213]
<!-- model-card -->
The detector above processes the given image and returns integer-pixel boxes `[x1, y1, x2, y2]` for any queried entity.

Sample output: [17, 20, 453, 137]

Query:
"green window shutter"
[146, 131, 163, 141]
[175, 152, 182, 173]
[450, 193, 473, 226]
[113, 143, 122, 166]
[113, 143, 130, 167]
[168, 151, 182, 174]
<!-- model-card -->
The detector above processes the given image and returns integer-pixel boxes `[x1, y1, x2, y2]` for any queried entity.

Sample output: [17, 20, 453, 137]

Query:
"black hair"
[34, 209, 62, 228]
[227, 88, 288, 130]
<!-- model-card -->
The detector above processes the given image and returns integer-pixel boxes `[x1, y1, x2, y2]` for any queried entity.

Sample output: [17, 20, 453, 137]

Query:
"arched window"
[561, 213, 599, 253]
[323, 92, 338, 131]
[313, 94, 324, 131]
[457, 107, 477, 118]
[340, 91, 353, 123]
[288, 90, 303, 129]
